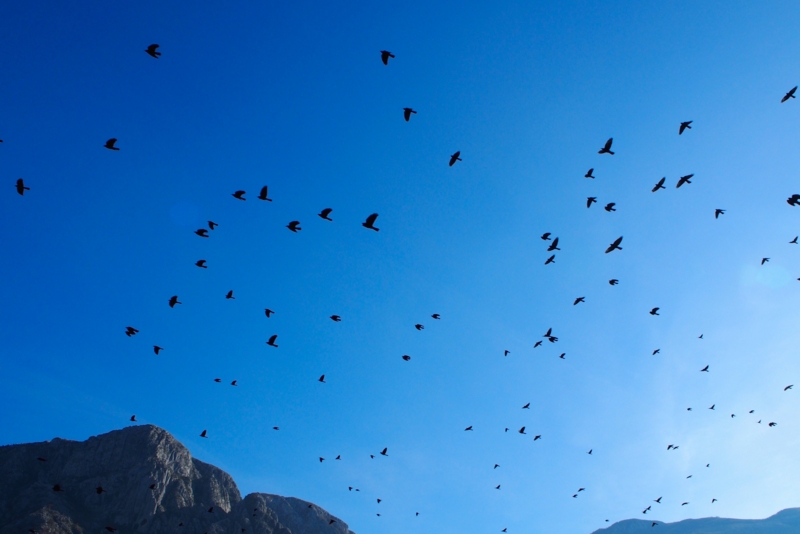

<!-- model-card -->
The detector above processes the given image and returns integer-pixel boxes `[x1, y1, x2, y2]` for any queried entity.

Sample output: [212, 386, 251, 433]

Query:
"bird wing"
[604, 138, 613, 150]
[365, 213, 378, 226]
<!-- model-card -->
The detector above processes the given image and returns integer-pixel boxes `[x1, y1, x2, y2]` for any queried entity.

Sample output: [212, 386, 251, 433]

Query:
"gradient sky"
[1, 2, 800, 533]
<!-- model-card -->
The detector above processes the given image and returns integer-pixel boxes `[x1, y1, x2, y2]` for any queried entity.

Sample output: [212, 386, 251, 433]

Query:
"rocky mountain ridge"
[592, 507, 800, 533]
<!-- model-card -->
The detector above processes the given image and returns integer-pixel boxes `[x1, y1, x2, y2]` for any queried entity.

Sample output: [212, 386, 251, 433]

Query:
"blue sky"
[1, 1, 799, 533]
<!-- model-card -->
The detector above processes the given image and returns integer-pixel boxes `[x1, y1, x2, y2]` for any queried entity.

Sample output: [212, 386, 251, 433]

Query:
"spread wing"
[604, 138, 613, 150]
[365, 213, 378, 226]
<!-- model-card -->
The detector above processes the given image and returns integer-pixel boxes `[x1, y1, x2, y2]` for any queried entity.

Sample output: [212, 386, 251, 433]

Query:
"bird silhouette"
[785, 385, 793, 391]
[782, 86, 797, 102]
[335, 455, 341, 460]
[598, 138, 614, 155]
[543, 328, 553, 337]
[574, 297, 585, 305]
[682, 502, 689, 506]
[769, 422, 777, 427]
[318, 374, 326, 383]
[700, 365, 709, 372]
[522, 403, 530, 409]
[318, 208, 333, 221]
[650, 308, 660, 315]
[715, 209, 725, 219]
[653, 349, 660, 355]
[587, 197, 597, 208]
[432, 313, 441, 319]
[518, 426, 526, 434]
[652, 177, 666, 192]
[761, 258, 769, 265]
[402, 355, 411, 361]
[588, 449, 592, 454]
[559, 353, 565, 359]
[699, 334, 704, 339]
[96, 486, 106, 494]
[232, 190, 246, 200]
[465, 426, 473, 431]
[415, 324, 424, 330]
[495, 485, 501, 490]
[709, 404, 715, 410]
[605, 236, 623, 253]
[287, 221, 301, 232]
[712, 499, 718, 503]
[541, 232, 552, 241]
[52, 484, 64, 492]
[679, 121, 693, 134]
[154, 346, 163, 355]
[585, 168, 595, 179]
[195, 229, 209, 238]
[534, 435, 541, 440]
[504, 350, 510, 356]
[131, 415, 137, 422]
[545, 255, 555, 265]
[643, 506, 651, 514]
[403, 108, 417, 121]
[258, 186, 273, 201]
[609, 279, 619, 285]
[168, 296, 181, 308]
[604, 202, 616, 212]
[207, 221, 218, 231]
[380, 447, 388, 456]
[654, 497, 662, 503]
[547, 237, 560, 251]
[676, 174, 694, 188]
[731, 414, 735, 418]
[195, 259, 207, 268]
[494, 464, 500, 469]
[265, 309, 274, 318]
[330, 315, 342, 322]
[104, 138, 119, 151]
[266, 335, 278, 347]
[788, 194, 800, 206]
[200, 430, 207, 438]
[214, 378, 221, 382]
[362, 213, 380, 231]
[380, 50, 395, 65]
[449, 151, 462, 166]
[15, 179, 30, 195]
[145, 44, 161, 58]
[125, 326, 139, 337]
[225, 290, 235, 300]
[231, 380, 237, 386]
[790, 237, 798, 244]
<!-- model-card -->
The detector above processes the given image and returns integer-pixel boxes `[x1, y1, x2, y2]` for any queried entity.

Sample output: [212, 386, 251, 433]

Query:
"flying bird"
[15, 179, 30, 195]
[654, 497, 662, 503]
[265, 309, 274, 318]
[652, 349, 660, 355]
[785, 385, 793, 391]
[231, 380, 237, 386]
[104, 138, 119, 151]
[494, 464, 500, 469]
[415, 324, 424, 330]
[403, 108, 417, 121]
[522, 403, 530, 409]
[604, 202, 616, 212]
[200, 430, 207, 438]
[715, 209, 725, 218]
[330, 315, 341, 322]
[650, 307, 660, 315]
[761, 258, 769, 265]
[518, 426, 526, 434]
[96, 486, 106, 494]
[495, 485, 501, 490]
[154, 346, 163, 355]
[380, 447, 388, 456]
[449, 151, 462, 166]
[676, 174, 694, 188]
[585, 168, 595, 179]
[225, 290, 235, 300]
[195, 259, 207, 268]
[609, 279, 619, 285]
[206, 221, 218, 231]
[679, 121, 693, 134]
[362, 213, 380, 231]
[168, 296, 181, 308]
[214, 378, 221, 382]
[682, 502, 689, 506]
[700, 365, 709, 372]
[559, 353, 565, 359]
[52, 484, 64, 492]
[790, 236, 798, 244]
[318, 375, 326, 383]
[145, 44, 161, 58]
[769, 422, 777, 427]
[709, 404, 715, 410]
[712, 499, 717, 503]
[598, 138, 614, 155]
[652, 177, 666, 192]
[588, 449, 592, 454]
[547, 238, 561, 252]
[195, 229, 209, 238]
[125, 326, 139, 337]
[258, 186, 273, 201]
[380, 50, 395, 65]
[402, 355, 411, 361]
[504, 350, 510, 356]
[533, 340, 542, 348]
[266, 335, 278, 347]
[533, 435, 541, 440]
[432, 313, 441, 319]
[545, 254, 555, 265]
[318, 208, 333, 221]
[465, 426, 473, 431]
[587, 196, 597, 208]
[605, 236, 623, 253]
[131, 415, 137, 422]
[782, 86, 797, 102]
[287, 221, 301, 232]
[541, 232, 552, 241]
[788, 194, 800, 206]
[232, 190, 246, 200]
[573, 297, 585, 305]
[543, 328, 553, 338]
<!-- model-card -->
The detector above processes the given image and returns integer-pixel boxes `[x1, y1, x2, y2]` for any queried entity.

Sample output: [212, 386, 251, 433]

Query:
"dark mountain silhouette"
[591, 507, 800, 533]
[0, 425, 355, 534]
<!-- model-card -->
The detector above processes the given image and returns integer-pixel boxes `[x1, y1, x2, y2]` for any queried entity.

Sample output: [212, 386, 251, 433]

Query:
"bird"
[559, 353, 566, 359]
[195, 259, 207, 268]
[318, 375, 326, 383]
[587, 449, 592, 454]
[200, 430, 207, 438]
[214, 378, 221, 383]
[587, 196, 597, 208]
[682, 502, 689, 506]
[782, 86, 797, 102]
[687, 407, 692, 411]
[709, 404, 715, 410]
[643, 506, 651, 514]
[318, 208, 333, 221]
[791, 237, 798, 244]
[403, 108, 417, 121]
[145, 44, 161, 58]
[402, 355, 411, 361]
[360, 213, 381, 231]
[15, 179, 30, 195]
[598, 138, 614, 155]
[522, 403, 530, 409]
[769, 422, 777, 427]
[762, 258, 769, 265]
[130, 415, 137, 422]
[494, 464, 500, 469]
[649, 307, 660, 316]
[501, 529, 507, 532]
[545, 255, 555, 265]
[168, 295, 181, 308]
[653, 349, 660, 355]
[495, 485, 501, 490]
[258, 186, 273, 201]
[585, 168, 595, 179]
[335, 455, 341, 460]
[533, 341, 542, 348]
[654, 497, 662, 503]
[518, 426, 526, 434]
[232, 190, 246, 200]
[609, 279, 619, 285]
[266, 335, 278, 347]
[788, 194, 800, 206]
[699, 334, 704, 339]
[715, 209, 725, 219]
[231, 380, 237, 386]
[651, 177, 666, 192]
[432, 313, 441, 319]
[604, 202, 616, 212]
[465, 426, 473, 431]
[731, 414, 736, 418]
[265, 309, 274, 318]
[125, 326, 139, 337]
[104, 138, 119, 151]
[572, 494, 577, 498]
[667, 444, 674, 450]
[208, 221, 218, 230]
[287, 220, 301, 232]
[676, 174, 694, 188]
[153, 346, 163, 355]
[449, 151, 462, 166]
[785, 385, 793, 391]
[543, 328, 553, 337]
[195, 229, 209, 238]
[712, 499, 718, 503]
[380, 447, 388, 456]
[605, 236, 623, 253]
[330, 315, 341, 322]
[225, 290, 235, 300]
[541, 232, 552, 240]
[504, 350, 510, 356]
[380, 50, 395, 65]
[749, 410, 754, 413]
[574, 297, 585, 305]
[415, 324, 424, 330]
[547, 237, 561, 251]
[533, 435, 541, 440]
[700, 365, 709, 372]
[679, 121, 693, 134]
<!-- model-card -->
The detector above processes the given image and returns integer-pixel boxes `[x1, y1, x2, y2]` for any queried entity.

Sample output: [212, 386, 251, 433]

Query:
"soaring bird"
[715, 209, 725, 219]
[587, 196, 597, 208]
[195, 259, 207, 268]
[403, 108, 417, 121]
[585, 168, 595, 179]
[15, 179, 30, 195]
[679, 121, 693, 134]
[330, 315, 342, 322]
[533, 435, 541, 440]
[449, 151, 462, 166]
[676, 174, 694, 188]
[232, 190, 246, 200]
[709, 404, 715, 410]
[168, 296, 181, 308]
[605, 236, 623, 253]
[362, 213, 380, 231]
[195, 228, 209, 238]
[588, 449, 592, 454]
[266, 335, 278, 347]
[652, 177, 666, 192]
[415, 324, 424, 330]
[604, 202, 616, 212]
[318, 208, 333, 221]
[790, 236, 798, 244]
[200, 430, 207, 438]
[522, 403, 530, 409]
[785, 385, 793, 391]
[654, 497, 662, 503]
[533, 340, 542, 348]
[145, 44, 161, 58]
[380, 50, 395, 65]
[153, 346, 163, 355]
[788, 194, 800, 206]
[547, 237, 560, 251]
[287, 221, 301, 232]
[782, 86, 797, 102]
[432, 313, 441, 319]
[208, 221, 218, 230]
[545, 255, 555, 265]
[231, 380, 237, 386]
[609, 279, 619, 285]
[650, 307, 660, 315]
[598, 138, 614, 155]
[214, 378, 221, 382]
[380, 447, 388, 456]
[465, 426, 473, 431]
[318, 375, 326, 383]
[682, 502, 689, 506]
[761, 258, 769, 265]
[712, 499, 718, 503]
[104, 138, 119, 151]
[653, 349, 660, 355]
[131, 415, 137, 422]
[559, 353, 566, 359]
[700, 365, 709, 372]
[225, 290, 235, 300]
[543, 328, 553, 338]
[125, 326, 139, 337]
[495, 485, 501, 490]
[504, 350, 510, 356]
[573, 297, 585, 305]
[258, 186, 273, 201]
[518, 426, 526, 434]
[265, 309, 274, 318]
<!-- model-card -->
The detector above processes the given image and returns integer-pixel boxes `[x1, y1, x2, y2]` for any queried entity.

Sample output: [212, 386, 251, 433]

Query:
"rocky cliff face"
[0, 425, 355, 534]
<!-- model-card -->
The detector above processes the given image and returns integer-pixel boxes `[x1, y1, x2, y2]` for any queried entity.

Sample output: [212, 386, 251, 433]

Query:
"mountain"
[0, 425, 355, 534]
[591, 508, 800, 534]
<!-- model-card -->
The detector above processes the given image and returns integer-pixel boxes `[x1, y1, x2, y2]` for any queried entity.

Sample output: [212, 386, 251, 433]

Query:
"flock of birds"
[8, 43, 800, 533]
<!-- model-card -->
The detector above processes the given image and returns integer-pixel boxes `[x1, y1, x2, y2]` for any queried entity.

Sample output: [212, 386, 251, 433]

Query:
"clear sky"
[1, 1, 799, 533]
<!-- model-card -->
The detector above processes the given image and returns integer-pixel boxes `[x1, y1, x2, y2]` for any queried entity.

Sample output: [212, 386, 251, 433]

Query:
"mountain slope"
[591, 507, 800, 534]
